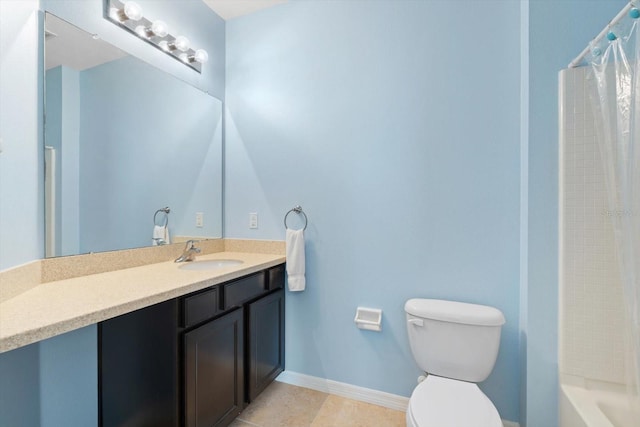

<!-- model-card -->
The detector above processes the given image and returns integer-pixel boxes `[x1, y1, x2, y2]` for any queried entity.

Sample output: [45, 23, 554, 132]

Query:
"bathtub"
[560, 382, 640, 427]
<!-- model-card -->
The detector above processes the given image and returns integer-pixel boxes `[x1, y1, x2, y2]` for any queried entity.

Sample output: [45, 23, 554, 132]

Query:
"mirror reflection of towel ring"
[284, 205, 307, 231]
[154, 207, 170, 227]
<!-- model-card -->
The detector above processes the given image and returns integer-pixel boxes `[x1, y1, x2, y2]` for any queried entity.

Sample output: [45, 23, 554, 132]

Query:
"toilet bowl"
[404, 298, 505, 427]
[405, 375, 502, 427]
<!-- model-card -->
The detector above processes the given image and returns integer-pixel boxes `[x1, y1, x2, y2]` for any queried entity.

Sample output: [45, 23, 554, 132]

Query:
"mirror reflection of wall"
[44, 13, 222, 257]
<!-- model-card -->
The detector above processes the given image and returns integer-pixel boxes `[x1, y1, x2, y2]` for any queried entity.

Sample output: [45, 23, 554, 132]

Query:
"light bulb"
[123, 1, 143, 21]
[109, 7, 121, 21]
[135, 25, 148, 38]
[151, 20, 168, 37]
[174, 36, 190, 52]
[194, 49, 209, 64]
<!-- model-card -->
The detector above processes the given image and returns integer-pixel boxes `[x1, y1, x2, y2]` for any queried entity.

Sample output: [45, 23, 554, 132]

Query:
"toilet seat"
[406, 375, 502, 427]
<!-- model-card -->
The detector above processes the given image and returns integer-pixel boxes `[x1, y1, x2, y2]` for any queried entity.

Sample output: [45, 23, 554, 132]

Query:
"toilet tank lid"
[404, 299, 505, 326]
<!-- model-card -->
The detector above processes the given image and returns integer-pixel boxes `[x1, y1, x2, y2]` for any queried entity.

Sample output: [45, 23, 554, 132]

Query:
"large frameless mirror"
[44, 12, 222, 257]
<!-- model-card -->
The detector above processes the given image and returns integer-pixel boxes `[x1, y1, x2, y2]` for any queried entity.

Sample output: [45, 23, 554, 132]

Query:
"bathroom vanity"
[99, 264, 285, 427]
[0, 244, 286, 427]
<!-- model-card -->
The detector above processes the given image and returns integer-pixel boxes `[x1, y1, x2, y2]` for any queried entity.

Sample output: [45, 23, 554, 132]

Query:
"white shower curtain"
[588, 21, 640, 396]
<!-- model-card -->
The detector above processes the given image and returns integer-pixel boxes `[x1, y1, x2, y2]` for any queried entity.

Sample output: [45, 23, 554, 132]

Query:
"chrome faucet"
[175, 240, 201, 263]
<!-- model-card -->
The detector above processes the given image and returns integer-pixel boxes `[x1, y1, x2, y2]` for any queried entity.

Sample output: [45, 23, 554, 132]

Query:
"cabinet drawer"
[182, 288, 218, 328]
[267, 264, 285, 290]
[223, 273, 266, 309]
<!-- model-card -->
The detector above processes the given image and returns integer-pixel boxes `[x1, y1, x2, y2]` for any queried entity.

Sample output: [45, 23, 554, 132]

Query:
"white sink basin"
[178, 259, 244, 271]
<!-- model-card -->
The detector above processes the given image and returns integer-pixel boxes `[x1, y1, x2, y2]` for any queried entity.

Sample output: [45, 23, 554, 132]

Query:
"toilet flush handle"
[407, 318, 424, 327]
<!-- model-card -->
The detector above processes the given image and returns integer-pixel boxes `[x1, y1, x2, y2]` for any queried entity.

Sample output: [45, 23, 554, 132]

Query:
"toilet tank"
[404, 299, 505, 383]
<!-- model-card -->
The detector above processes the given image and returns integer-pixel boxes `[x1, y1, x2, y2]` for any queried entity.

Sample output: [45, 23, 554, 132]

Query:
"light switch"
[249, 213, 258, 229]
[195, 212, 204, 228]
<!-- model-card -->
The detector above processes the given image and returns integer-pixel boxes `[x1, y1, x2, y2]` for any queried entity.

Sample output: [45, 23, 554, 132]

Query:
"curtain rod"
[568, 2, 635, 68]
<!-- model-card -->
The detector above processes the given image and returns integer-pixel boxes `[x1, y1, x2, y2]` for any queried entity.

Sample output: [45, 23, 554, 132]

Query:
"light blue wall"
[60, 66, 81, 256]
[225, 0, 522, 421]
[39, 325, 97, 427]
[0, 342, 40, 427]
[78, 56, 222, 253]
[0, 2, 43, 422]
[525, 1, 627, 426]
[518, 3, 529, 424]
[0, 0, 43, 270]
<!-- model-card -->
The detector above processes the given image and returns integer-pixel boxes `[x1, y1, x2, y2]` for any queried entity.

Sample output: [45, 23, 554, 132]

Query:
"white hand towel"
[163, 226, 170, 245]
[286, 228, 306, 291]
[152, 225, 170, 245]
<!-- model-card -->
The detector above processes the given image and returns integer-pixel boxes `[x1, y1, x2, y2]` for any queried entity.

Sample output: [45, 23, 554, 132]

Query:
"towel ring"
[154, 207, 170, 227]
[284, 205, 308, 231]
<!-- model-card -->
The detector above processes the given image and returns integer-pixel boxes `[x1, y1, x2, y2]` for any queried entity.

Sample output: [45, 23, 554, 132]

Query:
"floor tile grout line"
[308, 393, 331, 427]
[235, 418, 262, 427]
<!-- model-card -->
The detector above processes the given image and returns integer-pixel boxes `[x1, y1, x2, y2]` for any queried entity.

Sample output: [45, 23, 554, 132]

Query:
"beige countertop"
[0, 251, 285, 353]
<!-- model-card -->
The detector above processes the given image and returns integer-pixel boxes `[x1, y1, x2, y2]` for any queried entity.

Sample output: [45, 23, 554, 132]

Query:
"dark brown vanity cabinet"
[246, 288, 285, 402]
[184, 308, 244, 427]
[98, 263, 285, 427]
[98, 298, 180, 427]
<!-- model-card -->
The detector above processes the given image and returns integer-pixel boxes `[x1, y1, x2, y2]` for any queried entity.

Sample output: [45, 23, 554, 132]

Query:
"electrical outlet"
[195, 212, 204, 228]
[249, 213, 258, 229]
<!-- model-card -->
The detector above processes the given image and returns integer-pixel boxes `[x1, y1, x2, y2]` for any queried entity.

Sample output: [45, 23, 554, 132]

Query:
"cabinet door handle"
[408, 318, 424, 327]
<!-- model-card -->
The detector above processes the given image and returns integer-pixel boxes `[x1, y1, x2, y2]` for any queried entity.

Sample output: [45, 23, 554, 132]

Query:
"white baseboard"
[276, 370, 409, 411]
[276, 371, 520, 427]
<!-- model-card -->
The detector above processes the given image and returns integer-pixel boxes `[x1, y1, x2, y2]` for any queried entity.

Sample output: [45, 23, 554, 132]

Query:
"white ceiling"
[203, 0, 288, 20]
[45, 14, 127, 71]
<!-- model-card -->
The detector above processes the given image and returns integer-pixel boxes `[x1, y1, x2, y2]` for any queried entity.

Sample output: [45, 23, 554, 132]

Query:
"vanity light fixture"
[105, 0, 208, 73]
[150, 20, 168, 37]
[174, 35, 190, 52]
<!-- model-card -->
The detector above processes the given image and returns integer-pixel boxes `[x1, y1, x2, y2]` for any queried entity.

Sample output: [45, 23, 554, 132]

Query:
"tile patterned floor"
[230, 381, 406, 427]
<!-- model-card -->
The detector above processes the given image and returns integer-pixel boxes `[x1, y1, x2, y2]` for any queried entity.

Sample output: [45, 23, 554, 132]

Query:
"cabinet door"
[99, 299, 179, 427]
[184, 308, 244, 427]
[247, 289, 285, 402]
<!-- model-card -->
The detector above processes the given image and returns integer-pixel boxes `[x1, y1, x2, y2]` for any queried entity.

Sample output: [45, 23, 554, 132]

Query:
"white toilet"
[404, 298, 505, 427]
